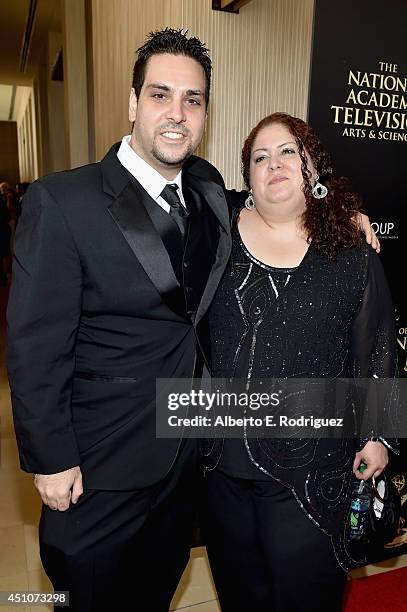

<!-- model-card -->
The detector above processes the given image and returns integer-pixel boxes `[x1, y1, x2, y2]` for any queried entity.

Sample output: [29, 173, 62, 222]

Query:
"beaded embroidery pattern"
[206, 223, 397, 569]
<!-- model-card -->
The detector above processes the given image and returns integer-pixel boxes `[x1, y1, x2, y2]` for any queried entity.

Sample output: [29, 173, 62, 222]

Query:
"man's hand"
[34, 466, 83, 511]
[357, 212, 380, 253]
[353, 440, 388, 480]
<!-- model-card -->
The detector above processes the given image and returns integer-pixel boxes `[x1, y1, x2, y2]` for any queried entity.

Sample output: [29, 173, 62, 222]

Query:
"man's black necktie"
[160, 184, 189, 241]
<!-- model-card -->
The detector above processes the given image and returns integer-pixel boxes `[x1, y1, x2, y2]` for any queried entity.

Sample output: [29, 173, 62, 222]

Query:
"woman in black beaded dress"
[203, 113, 397, 612]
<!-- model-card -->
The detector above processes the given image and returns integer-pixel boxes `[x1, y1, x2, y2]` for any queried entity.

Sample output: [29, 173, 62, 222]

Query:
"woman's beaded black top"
[205, 213, 398, 569]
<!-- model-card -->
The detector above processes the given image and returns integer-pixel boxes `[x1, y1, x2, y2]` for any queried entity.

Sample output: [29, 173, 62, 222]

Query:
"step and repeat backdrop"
[308, 0, 407, 560]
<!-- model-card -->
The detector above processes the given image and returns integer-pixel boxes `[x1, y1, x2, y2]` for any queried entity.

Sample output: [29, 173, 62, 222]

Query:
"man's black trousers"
[40, 440, 199, 612]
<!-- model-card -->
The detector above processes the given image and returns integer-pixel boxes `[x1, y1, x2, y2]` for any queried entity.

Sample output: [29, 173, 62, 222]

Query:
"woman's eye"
[254, 156, 267, 163]
[281, 148, 296, 155]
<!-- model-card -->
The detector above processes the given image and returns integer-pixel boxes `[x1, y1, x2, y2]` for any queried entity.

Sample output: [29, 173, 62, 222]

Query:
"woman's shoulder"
[310, 243, 370, 292]
[334, 242, 387, 293]
[332, 241, 369, 264]
[337, 242, 383, 269]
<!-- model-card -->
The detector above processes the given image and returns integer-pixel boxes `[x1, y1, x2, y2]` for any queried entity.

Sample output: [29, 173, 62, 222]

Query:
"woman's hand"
[357, 212, 380, 252]
[353, 440, 388, 480]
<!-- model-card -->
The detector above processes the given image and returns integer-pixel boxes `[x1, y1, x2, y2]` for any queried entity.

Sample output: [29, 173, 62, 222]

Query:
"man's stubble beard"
[151, 140, 195, 168]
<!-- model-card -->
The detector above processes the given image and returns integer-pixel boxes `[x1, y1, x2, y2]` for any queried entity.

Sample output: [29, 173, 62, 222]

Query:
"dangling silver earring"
[312, 174, 328, 199]
[245, 189, 256, 210]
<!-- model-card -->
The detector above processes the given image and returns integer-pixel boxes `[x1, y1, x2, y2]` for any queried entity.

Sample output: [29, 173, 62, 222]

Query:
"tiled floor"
[1, 282, 407, 611]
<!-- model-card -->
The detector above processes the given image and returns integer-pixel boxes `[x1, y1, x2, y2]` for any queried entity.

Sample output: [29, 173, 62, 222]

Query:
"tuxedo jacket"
[7, 144, 242, 489]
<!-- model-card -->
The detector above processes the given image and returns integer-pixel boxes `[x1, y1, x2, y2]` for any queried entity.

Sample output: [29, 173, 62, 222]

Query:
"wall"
[47, 31, 66, 172]
[32, 45, 51, 177]
[0, 121, 19, 185]
[91, 0, 183, 161]
[15, 87, 38, 183]
[62, 0, 89, 168]
[91, 0, 314, 188]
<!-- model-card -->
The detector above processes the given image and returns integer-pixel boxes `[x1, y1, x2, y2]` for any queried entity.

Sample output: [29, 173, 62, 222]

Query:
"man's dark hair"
[132, 28, 212, 107]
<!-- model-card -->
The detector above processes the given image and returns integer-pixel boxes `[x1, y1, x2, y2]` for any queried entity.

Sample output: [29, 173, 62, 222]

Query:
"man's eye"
[152, 93, 166, 100]
[187, 98, 201, 106]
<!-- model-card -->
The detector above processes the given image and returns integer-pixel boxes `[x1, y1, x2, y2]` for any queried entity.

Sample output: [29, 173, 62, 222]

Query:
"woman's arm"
[348, 247, 399, 479]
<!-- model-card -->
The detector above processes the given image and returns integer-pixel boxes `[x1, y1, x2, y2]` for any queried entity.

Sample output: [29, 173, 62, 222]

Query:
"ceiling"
[0, 0, 61, 87]
[0, 0, 61, 122]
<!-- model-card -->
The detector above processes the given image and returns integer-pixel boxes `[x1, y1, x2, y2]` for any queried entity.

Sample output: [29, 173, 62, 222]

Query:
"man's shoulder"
[35, 161, 102, 198]
[24, 162, 109, 215]
[183, 155, 225, 188]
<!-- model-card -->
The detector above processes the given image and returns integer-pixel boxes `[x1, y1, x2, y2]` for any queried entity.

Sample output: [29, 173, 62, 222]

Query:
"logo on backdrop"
[385, 472, 407, 549]
[371, 221, 398, 239]
[330, 60, 407, 142]
[308, 0, 407, 563]
[397, 326, 407, 373]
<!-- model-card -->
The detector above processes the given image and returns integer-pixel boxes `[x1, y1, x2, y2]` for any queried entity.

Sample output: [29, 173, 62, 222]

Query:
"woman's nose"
[268, 156, 282, 170]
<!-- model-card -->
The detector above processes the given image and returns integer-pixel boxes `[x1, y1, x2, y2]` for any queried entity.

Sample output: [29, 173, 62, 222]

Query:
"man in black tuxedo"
[7, 29, 236, 611]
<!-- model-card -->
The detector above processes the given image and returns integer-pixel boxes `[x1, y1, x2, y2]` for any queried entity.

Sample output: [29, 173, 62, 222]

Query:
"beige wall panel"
[63, 0, 89, 168]
[16, 88, 39, 183]
[92, 0, 184, 158]
[183, 0, 314, 188]
[91, 0, 314, 188]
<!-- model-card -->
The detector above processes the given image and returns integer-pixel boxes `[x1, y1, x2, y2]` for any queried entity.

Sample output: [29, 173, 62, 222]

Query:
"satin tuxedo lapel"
[101, 147, 186, 317]
[100, 144, 232, 323]
[183, 174, 232, 325]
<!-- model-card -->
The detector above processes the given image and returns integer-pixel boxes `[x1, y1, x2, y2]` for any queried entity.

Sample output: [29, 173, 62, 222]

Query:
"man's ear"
[129, 88, 138, 122]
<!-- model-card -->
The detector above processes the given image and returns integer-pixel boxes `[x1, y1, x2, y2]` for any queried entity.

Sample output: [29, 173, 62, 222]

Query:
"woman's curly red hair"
[241, 112, 362, 258]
